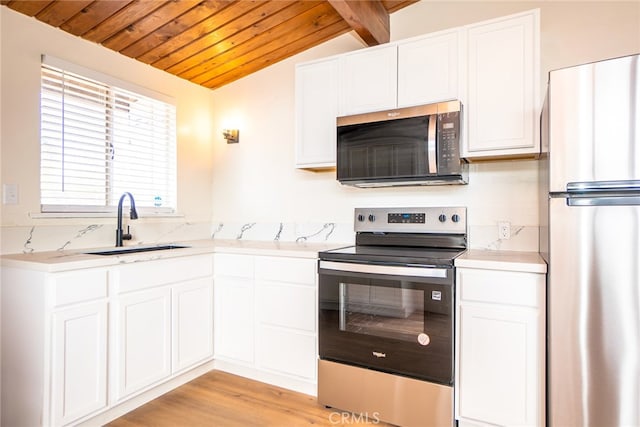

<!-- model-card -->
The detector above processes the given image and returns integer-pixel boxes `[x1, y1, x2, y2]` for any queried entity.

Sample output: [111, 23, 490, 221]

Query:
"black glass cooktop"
[319, 245, 466, 267]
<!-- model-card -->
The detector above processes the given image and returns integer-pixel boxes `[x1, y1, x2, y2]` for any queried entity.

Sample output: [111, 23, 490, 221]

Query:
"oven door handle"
[319, 260, 448, 278]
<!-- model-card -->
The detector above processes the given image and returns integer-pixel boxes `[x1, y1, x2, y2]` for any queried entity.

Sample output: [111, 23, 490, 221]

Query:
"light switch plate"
[3, 183, 18, 205]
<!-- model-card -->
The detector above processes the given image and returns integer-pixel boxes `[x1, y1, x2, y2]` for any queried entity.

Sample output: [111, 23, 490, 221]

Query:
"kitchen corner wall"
[0, 8, 216, 254]
[210, 1, 640, 251]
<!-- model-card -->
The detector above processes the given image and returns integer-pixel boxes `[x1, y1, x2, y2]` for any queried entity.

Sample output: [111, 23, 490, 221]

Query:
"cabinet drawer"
[255, 256, 316, 286]
[214, 253, 254, 278]
[457, 268, 544, 308]
[52, 269, 108, 307]
[115, 255, 214, 294]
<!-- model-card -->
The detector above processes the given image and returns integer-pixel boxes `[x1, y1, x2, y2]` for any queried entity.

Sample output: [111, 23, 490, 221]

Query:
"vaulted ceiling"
[1, 0, 417, 90]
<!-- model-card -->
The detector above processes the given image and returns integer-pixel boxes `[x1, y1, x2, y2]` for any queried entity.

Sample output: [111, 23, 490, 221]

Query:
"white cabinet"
[1, 253, 215, 426]
[214, 275, 255, 363]
[255, 256, 317, 381]
[295, 58, 339, 169]
[112, 254, 214, 401]
[114, 287, 172, 400]
[213, 252, 318, 394]
[213, 253, 255, 364]
[294, 9, 540, 168]
[455, 267, 545, 427]
[340, 44, 397, 115]
[173, 279, 214, 373]
[51, 301, 108, 426]
[462, 10, 540, 159]
[1, 266, 110, 427]
[397, 30, 461, 107]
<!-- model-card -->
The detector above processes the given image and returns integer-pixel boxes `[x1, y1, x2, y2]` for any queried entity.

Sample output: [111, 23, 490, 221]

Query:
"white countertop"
[455, 249, 547, 274]
[0, 239, 349, 272]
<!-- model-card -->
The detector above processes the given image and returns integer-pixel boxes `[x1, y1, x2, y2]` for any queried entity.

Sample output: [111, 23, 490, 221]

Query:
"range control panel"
[354, 207, 466, 234]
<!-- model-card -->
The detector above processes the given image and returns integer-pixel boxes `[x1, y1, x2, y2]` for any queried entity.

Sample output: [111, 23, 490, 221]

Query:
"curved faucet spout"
[116, 192, 139, 247]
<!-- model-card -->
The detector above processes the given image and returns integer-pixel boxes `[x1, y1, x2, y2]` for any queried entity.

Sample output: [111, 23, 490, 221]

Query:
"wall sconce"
[223, 129, 239, 144]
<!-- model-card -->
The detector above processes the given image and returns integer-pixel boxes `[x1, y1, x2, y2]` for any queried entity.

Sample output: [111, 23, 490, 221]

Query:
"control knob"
[357, 214, 366, 222]
[452, 214, 460, 223]
[438, 214, 447, 223]
[368, 214, 376, 222]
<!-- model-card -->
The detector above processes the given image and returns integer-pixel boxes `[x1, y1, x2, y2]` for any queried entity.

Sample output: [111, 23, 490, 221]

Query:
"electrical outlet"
[498, 221, 511, 240]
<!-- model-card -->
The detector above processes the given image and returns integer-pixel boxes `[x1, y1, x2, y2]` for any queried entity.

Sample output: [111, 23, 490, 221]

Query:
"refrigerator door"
[548, 197, 640, 426]
[548, 54, 640, 193]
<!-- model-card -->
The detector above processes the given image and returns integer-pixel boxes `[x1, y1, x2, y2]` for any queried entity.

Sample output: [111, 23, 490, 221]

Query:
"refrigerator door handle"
[567, 180, 640, 192]
[567, 196, 640, 207]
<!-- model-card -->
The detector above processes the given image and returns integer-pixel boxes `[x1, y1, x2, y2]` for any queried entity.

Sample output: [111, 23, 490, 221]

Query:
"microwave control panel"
[437, 111, 462, 175]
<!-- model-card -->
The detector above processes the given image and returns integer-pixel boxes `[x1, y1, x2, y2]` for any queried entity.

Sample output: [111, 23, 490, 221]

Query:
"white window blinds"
[40, 55, 177, 214]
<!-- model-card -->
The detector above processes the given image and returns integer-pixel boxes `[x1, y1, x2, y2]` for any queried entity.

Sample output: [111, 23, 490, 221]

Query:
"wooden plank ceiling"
[1, 0, 417, 90]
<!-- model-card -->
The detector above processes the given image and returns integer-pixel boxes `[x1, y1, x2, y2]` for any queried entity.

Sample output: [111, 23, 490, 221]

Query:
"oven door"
[318, 260, 454, 384]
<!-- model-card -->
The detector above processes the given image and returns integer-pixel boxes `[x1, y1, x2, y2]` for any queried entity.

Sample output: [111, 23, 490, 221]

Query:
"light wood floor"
[107, 370, 391, 427]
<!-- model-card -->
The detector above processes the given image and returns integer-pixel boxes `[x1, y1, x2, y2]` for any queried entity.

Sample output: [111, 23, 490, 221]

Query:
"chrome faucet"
[116, 192, 139, 247]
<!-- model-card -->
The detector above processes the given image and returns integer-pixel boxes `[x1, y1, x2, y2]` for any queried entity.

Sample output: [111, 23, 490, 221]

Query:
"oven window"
[339, 282, 424, 342]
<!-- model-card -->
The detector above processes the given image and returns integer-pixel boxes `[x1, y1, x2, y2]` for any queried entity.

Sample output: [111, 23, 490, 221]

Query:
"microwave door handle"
[428, 114, 437, 174]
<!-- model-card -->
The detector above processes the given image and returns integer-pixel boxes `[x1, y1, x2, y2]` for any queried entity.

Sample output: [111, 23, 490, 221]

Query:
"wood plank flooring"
[107, 370, 391, 426]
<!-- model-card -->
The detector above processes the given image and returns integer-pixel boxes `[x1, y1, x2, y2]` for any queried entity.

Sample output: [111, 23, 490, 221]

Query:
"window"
[40, 55, 177, 214]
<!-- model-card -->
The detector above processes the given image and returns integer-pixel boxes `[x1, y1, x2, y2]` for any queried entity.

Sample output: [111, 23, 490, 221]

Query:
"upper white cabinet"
[294, 9, 540, 169]
[295, 57, 340, 169]
[397, 30, 460, 108]
[339, 44, 398, 115]
[462, 10, 540, 159]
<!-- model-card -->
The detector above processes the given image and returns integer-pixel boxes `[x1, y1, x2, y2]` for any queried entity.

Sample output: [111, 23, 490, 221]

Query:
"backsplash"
[0, 221, 537, 255]
[0, 221, 353, 255]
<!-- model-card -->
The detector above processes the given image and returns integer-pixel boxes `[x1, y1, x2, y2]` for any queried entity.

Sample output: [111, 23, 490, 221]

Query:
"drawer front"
[53, 269, 108, 307]
[255, 256, 316, 286]
[214, 253, 254, 278]
[116, 255, 214, 294]
[457, 268, 544, 308]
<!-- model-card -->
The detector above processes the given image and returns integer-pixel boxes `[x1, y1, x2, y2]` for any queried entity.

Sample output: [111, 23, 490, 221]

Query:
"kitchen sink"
[85, 245, 190, 256]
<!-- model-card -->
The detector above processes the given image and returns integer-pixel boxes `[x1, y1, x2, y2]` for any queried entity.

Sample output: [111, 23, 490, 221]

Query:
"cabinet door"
[114, 288, 172, 400]
[51, 302, 108, 426]
[340, 44, 398, 115]
[397, 30, 460, 107]
[457, 303, 541, 426]
[172, 278, 214, 373]
[213, 276, 254, 364]
[295, 58, 339, 169]
[464, 11, 539, 158]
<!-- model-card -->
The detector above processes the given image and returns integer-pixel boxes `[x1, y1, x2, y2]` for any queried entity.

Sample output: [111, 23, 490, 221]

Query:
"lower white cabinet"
[214, 274, 255, 364]
[51, 301, 108, 426]
[173, 279, 215, 372]
[114, 287, 172, 401]
[213, 253, 317, 393]
[1, 253, 214, 427]
[455, 267, 545, 427]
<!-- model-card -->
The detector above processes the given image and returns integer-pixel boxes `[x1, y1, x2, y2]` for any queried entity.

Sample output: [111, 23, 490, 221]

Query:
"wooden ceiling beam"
[327, 0, 389, 46]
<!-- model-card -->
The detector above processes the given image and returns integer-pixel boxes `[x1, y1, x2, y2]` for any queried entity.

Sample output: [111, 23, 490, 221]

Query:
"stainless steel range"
[317, 207, 467, 427]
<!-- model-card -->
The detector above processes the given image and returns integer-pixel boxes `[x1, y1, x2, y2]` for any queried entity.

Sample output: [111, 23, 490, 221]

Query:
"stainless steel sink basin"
[85, 245, 190, 256]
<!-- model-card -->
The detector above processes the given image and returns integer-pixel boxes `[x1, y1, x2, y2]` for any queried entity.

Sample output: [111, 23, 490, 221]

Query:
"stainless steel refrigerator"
[541, 53, 640, 426]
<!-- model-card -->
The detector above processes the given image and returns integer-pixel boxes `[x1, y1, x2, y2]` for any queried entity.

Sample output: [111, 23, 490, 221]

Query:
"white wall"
[210, 1, 640, 251]
[0, 8, 216, 253]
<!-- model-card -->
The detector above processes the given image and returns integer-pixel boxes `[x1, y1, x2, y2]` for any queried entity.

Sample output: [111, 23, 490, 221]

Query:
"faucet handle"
[122, 225, 133, 241]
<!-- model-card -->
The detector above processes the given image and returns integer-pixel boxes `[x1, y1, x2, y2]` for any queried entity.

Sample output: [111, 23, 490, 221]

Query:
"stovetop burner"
[320, 245, 466, 267]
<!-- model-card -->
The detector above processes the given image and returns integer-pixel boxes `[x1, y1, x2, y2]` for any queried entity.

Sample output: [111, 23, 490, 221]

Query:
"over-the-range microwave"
[336, 100, 468, 187]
